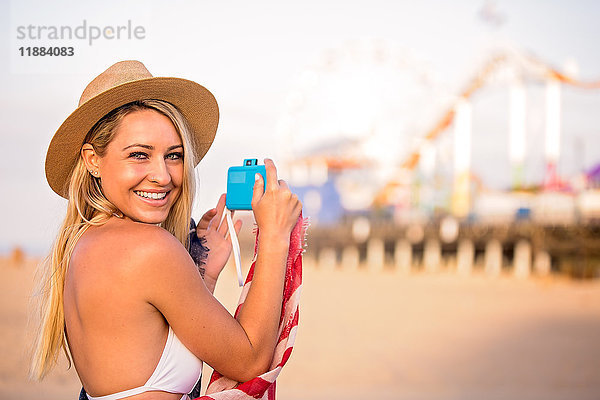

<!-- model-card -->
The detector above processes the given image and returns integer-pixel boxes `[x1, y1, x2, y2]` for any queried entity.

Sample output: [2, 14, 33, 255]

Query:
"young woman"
[32, 60, 302, 400]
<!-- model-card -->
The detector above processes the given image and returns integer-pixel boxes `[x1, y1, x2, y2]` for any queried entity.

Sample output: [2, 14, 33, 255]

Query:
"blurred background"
[1, 1, 599, 399]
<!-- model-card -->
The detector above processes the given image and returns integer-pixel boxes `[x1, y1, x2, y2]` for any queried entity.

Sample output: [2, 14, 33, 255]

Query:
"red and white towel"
[197, 214, 308, 400]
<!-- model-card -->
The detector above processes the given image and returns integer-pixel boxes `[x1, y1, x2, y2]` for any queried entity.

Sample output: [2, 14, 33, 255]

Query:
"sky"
[1, 0, 599, 254]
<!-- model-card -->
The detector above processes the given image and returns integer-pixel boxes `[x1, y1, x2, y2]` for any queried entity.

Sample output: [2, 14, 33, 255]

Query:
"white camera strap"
[224, 208, 244, 287]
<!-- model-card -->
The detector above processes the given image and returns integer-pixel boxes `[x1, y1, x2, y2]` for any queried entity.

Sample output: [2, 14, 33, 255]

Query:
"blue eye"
[129, 151, 148, 159]
[167, 152, 183, 160]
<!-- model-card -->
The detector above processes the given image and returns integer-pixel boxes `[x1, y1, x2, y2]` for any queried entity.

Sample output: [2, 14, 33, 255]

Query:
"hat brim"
[45, 77, 219, 198]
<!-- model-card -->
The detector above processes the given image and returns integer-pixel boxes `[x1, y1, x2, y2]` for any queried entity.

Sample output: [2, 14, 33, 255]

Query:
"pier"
[302, 219, 600, 279]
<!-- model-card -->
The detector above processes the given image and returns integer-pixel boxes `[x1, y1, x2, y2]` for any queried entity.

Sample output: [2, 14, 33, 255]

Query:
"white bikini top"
[87, 327, 203, 400]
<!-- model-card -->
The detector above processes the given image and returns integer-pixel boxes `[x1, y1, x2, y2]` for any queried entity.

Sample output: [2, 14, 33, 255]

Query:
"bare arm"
[140, 159, 301, 382]
[234, 159, 302, 371]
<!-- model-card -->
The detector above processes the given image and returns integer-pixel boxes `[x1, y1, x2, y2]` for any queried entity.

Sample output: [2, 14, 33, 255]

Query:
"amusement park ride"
[278, 39, 600, 224]
[275, 40, 600, 278]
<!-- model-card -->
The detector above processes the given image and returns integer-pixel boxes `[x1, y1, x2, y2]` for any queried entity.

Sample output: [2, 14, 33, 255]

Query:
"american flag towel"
[196, 213, 308, 400]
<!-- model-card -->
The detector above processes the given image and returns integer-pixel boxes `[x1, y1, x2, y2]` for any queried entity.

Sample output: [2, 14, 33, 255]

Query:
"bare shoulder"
[71, 218, 190, 280]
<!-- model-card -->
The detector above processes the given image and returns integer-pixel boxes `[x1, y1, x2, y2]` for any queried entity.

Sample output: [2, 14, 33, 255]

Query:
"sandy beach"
[2, 255, 600, 400]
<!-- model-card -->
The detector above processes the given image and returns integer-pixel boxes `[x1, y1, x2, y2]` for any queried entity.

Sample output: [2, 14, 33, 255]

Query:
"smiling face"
[95, 109, 184, 224]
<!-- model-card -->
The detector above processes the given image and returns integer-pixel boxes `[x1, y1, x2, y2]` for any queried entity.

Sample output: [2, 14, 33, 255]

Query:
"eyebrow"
[122, 143, 183, 151]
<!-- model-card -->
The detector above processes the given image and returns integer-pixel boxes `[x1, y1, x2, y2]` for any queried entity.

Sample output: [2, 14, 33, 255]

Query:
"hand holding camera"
[223, 158, 301, 285]
[250, 159, 302, 240]
[226, 159, 266, 210]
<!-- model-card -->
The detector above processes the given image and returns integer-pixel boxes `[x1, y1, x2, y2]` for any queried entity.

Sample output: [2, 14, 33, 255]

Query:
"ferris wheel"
[278, 39, 600, 220]
[276, 38, 452, 211]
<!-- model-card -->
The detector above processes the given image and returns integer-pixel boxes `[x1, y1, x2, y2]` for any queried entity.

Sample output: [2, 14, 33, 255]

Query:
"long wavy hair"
[30, 99, 198, 380]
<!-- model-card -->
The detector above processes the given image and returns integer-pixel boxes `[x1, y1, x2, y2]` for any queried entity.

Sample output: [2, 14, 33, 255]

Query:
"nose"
[148, 158, 172, 186]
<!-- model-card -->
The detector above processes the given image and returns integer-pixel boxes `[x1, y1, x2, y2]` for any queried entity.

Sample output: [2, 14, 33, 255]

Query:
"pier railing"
[286, 219, 600, 279]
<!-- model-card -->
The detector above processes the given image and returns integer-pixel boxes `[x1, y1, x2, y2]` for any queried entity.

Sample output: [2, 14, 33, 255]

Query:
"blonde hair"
[31, 99, 198, 380]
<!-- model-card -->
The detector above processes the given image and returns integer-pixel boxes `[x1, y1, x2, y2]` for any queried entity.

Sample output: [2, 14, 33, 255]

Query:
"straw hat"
[45, 60, 219, 198]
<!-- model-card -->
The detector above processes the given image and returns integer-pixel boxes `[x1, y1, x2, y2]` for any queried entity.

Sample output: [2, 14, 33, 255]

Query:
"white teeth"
[135, 191, 166, 200]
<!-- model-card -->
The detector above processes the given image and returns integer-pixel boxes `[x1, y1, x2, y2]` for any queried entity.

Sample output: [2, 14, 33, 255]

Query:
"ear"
[81, 144, 100, 176]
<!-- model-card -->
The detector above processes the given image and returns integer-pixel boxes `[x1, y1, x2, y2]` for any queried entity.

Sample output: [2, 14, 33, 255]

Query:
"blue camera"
[226, 159, 266, 210]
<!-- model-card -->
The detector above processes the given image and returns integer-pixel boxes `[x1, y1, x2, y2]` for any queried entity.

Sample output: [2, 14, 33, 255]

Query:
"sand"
[1, 256, 600, 400]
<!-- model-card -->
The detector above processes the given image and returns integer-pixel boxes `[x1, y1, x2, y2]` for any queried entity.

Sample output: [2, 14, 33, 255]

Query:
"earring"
[92, 170, 99, 176]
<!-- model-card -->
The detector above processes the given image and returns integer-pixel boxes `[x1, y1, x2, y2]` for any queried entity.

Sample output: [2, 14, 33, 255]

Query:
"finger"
[294, 198, 303, 217]
[251, 172, 264, 206]
[197, 208, 216, 231]
[211, 193, 227, 231]
[290, 199, 303, 223]
[217, 211, 230, 236]
[234, 219, 243, 235]
[218, 209, 237, 235]
[264, 158, 279, 191]
[278, 179, 290, 191]
[225, 219, 243, 239]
